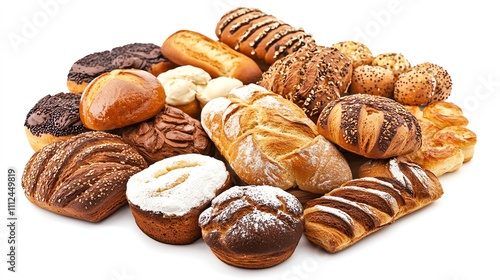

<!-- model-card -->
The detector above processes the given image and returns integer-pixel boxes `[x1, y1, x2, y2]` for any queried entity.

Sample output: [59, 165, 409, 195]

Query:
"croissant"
[304, 157, 443, 253]
[21, 131, 147, 222]
[200, 84, 352, 195]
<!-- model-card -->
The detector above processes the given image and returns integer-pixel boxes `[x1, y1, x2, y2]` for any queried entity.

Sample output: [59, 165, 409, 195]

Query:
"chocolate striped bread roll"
[304, 157, 443, 253]
[216, 7, 315, 69]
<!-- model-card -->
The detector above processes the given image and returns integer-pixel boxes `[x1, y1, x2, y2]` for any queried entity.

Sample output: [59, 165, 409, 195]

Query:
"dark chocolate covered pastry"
[67, 43, 176, 93]
[24, 92, 87, 151]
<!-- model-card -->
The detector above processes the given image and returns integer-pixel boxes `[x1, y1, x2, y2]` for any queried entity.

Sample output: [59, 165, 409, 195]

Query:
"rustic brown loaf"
[200, 84, 352, 195]
[304, 157, 443, 253]
[317, 94, 422, 159]
[161, 29, 262, 84]
[215, 7, 315, 69]
[121, 105, 215, 164]
[258, 45, 353, 122]
[21, 131, 148, 222]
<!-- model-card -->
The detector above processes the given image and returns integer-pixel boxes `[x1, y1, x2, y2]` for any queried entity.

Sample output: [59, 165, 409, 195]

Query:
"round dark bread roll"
[198, 185, 304, 269]
[317, 94, 422, 159]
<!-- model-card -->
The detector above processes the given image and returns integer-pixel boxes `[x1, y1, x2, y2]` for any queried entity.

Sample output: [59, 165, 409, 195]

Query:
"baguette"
[161, 30, 262, 84]
[304, 157, 443, 253]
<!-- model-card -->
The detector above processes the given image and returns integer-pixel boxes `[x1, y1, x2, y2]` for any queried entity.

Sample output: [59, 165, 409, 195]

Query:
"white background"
[1, 1, 499, 279]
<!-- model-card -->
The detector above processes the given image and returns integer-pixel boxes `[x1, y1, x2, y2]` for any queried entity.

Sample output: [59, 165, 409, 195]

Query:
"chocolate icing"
[67, 43, 168, 84]
[25, 92, 87, 137]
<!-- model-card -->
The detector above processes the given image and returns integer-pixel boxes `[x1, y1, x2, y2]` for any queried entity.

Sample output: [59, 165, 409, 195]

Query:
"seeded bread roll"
[21, 131, 147, 222]
[199, 185, 304, 268]
[317, 94, 422, 159]
[348, 65, 395, 98]
[332, 41, 374, 69]
[216, 7, 315, 70]
[258, 45, 353, 122]
[372, 52, 411, 78]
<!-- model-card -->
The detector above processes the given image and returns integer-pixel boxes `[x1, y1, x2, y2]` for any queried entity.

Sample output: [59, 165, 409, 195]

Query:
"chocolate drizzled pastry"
[216, 7, 315, 70]
[67, 43, 175, 93]
[21, 131, 148, 222]
[121, 105, 215, 164]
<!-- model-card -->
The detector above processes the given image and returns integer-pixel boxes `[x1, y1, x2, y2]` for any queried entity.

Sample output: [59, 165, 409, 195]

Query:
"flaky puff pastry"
[402, 101, 477, 176]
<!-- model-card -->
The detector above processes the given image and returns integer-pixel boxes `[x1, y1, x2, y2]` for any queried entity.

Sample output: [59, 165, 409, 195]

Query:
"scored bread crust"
[200, 84, 352, 194]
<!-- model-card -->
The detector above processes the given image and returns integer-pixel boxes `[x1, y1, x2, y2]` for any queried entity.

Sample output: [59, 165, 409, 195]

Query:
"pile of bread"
[21, 7, 477, 269]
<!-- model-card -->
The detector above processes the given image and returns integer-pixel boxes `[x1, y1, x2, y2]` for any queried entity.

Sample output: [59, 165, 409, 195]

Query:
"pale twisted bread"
[216, 7, 315, 69]
[21, 131, 148, 222]
[304, 157, 443, 253]
[200, 84, 352, 195]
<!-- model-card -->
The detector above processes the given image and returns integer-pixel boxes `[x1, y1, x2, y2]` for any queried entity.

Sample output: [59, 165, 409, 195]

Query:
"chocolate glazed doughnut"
[67, 43, 176, 93]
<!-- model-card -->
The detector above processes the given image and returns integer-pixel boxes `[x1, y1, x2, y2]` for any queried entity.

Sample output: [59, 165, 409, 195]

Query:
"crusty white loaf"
[200, 84, 352, 195]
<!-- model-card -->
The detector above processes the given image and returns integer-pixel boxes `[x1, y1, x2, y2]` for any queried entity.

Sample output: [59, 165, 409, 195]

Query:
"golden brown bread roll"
[21, 131, 148, 222]
[348, 65, 395, 98]
[394, 62, 452, 106]
[371, 52, 411, 78]
[127, 154, 231, 245]
[332, 41, 374, 69]
[215, 7, 315, 70]
[121, 105, 215, 164]
[198, 185, 304, 268]
[258, 45, 353, 122]
[80, 69, 166, 131]
[201, 84, 352, 195]
[161, 29, 262, 84]
[304, 157, 443, 253]
[317, 94, 422, 159]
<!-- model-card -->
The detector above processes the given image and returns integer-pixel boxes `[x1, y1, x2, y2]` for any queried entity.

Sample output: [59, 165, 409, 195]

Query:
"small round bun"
[126, 154, 231, 245]
[198, 185, 304, 269]
[394, 62, 452, 106]
[24, 92, 87, 151]
[333, 41, 374, 69]
[317, 94, 422, 159]
[372, 52, 411, 78]
[80, 69, 166, 131]
[348, 65, 395, 98]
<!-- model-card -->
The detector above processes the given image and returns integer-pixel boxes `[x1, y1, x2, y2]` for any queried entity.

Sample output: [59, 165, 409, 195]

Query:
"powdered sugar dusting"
[200, 97, 232, 137]
[126, 154, 228, 216]
[388, 159, 414, 194]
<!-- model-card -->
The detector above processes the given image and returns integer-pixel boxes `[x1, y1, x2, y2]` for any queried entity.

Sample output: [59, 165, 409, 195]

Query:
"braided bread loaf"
[200, 84, 352, 195]
[303, 157, 443, 253]
[21, 131, 147, 222]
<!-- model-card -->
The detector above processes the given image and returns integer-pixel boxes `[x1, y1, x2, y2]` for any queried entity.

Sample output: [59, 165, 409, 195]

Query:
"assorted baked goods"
[126, 154, 231, 244]
[24, 92, 88, 151]
[401, 101, 477, 176]
[67, 42, 176, 94]
[20, 5, 478, 270]
[198, 185, 304, 268]
[304, 157, 443, 253]
[258, 45, 353, 122]
[21, 131, 148, 222]
[79, 69, 166, 131]
[317, 94, 422, 159]
[161, 29, 262, 84]
[215, 7, 315, 70]
[121, 105, 214, 164]
[200, 84, 352, 194]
